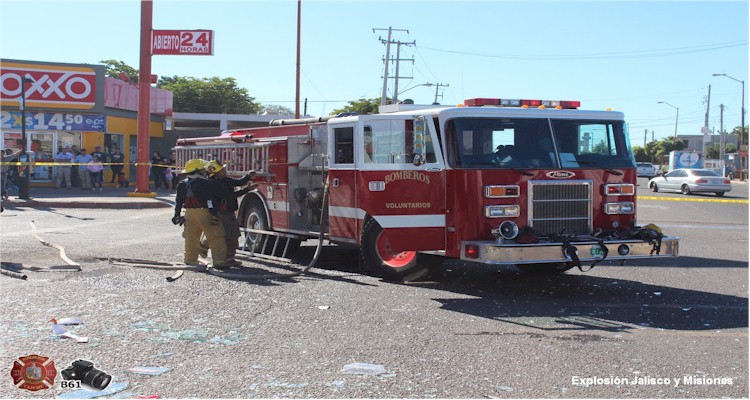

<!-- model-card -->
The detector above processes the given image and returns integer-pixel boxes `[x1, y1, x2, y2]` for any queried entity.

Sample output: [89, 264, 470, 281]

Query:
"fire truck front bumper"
[460, 236, 679, 265]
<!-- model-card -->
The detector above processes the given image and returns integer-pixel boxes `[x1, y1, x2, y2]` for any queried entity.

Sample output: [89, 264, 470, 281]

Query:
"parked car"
[648, 168, 731, 196]
[636, 162, 657, 178]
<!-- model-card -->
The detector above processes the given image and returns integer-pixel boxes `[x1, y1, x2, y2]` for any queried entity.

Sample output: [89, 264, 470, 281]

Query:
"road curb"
[3, 200, 171, 209]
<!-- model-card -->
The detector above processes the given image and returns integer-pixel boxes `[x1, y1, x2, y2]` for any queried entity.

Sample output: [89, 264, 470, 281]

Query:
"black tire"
[681, 184, 691, 195]
[242, 202, 269, 253]
[651, 183, 658, 192]
[516, 263, 576, 274]
[360, 218, 430, 282]
[716, 192, 725, 197]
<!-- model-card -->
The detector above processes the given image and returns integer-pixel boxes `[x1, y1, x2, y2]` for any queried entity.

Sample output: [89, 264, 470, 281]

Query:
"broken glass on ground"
[341, 362, 386, 376]
[127, 366, 170, 376]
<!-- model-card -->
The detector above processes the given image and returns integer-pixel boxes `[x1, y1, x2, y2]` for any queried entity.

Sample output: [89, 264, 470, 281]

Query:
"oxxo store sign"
[0, 62, 99, 109]
[0, 60, 110, 183]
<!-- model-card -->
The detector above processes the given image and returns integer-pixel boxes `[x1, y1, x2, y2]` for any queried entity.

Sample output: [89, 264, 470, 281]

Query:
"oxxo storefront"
[0, 59, 172, 186]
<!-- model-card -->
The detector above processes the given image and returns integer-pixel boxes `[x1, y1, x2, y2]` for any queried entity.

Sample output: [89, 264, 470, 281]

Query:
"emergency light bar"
[464, 98, 581, 109]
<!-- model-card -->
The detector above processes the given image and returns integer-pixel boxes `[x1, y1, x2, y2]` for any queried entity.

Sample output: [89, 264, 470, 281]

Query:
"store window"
[57, 131, 82, 149]
[104, 133, 124, 155]
[31, 132, 54, 180]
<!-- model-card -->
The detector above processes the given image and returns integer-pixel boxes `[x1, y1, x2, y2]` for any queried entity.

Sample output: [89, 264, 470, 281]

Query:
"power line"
[419, 40, 747, 61]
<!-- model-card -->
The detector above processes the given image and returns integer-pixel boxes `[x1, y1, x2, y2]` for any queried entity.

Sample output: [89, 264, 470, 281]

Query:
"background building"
[0, 58, 172, 185]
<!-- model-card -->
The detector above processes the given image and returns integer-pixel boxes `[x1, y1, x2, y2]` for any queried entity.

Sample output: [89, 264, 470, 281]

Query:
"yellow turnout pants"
[183, 208, 227, 265]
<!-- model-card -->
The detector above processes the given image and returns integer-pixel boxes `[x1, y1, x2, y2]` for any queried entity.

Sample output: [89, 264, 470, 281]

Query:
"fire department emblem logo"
[10, 354, 57, 392]
[546, 170, 576, 179]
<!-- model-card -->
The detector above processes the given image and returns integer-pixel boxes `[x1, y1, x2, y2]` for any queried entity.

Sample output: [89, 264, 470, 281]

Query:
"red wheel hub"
[375, 231, 416, 268]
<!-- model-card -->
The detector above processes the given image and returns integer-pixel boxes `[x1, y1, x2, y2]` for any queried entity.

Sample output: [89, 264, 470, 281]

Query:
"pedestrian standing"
[70, 145, 81, 187]
[1, 147, 22, 200]
[172, 159, 229, 269]
[54, 146, 74, 189]
[74, 148, 93, 190]
[151, 151, 166, 190]
[109, 147, 125, 183]
[88, 155, 105, 191]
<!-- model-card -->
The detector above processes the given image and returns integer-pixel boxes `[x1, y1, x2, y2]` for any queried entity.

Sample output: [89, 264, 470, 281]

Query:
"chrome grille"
[529, 180, 592, 236]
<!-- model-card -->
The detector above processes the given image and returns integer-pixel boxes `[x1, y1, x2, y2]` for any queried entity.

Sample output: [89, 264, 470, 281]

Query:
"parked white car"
[648, 168, 732, 197]
[636, 162, 657, 178]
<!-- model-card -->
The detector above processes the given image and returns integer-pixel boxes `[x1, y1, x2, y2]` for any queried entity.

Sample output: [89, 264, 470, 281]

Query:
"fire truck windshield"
[445, 117, 636, 170]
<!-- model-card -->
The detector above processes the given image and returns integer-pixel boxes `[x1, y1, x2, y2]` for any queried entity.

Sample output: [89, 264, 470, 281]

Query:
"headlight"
[485, 204, 520, 218]
[604, 183, 635, 196]
[605, 202, 634, 214]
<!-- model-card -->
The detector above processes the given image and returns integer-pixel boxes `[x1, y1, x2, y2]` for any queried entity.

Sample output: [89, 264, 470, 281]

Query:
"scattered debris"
[30, 221, 82, 269]
[52, 320, 88, 342]
[327, 380, 345, 390]
[341, 362, 386, 376]
[0, 265, 27, 280]
[127, 366, 170, 376]
[166, 270, 184, 282]
[52, 317, 84, 325]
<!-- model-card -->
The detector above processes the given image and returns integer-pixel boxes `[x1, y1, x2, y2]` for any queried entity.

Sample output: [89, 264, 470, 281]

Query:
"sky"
[1, 0, 748, 146]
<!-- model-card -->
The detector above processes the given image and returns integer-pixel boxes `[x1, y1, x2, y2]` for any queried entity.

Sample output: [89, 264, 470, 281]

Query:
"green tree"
[650, 138, 686, 163]
[331, 98, 388, 115]
[262, 104, 295, 115]
[157, 76, 262, 114]
[632, 146, 648, 162]
[100, 59, 139, 83]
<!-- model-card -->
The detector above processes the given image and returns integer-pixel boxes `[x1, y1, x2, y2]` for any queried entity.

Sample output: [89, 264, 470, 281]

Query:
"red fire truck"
[174, 98, 679, 281]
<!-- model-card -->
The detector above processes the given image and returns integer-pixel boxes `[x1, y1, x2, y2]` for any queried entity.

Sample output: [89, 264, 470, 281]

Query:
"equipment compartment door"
[355, 117, 446, 252]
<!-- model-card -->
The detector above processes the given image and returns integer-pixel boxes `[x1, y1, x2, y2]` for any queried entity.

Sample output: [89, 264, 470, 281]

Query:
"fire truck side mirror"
[412, 116, 426, 167]
[412, 153, 424, 166]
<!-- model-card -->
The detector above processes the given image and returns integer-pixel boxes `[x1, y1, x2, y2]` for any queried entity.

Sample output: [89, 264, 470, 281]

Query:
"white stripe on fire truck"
[328, 206, 366, 219]
[328, 207, 445, 228]
[374, 214, 446, 228]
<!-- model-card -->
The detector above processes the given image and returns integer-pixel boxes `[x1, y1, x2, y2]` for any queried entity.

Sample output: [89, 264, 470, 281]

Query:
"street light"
[713, 73, 746, 181]
[18, 77, 35, 200]
[657, 101, 680, 144]
[398, 83, 434, 97]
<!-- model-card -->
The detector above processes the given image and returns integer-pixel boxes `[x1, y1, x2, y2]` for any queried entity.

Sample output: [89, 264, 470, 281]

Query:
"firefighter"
[172, 158, 229, 268]
[201, 160, 257, 266]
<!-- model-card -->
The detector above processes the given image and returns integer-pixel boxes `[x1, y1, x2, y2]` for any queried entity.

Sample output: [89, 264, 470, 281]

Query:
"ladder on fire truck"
[173, 139, 278, 178]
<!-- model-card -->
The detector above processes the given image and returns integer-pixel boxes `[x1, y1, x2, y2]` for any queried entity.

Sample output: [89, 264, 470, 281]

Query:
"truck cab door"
[327, 124, 358, 243]
[355, 116, 446, 253]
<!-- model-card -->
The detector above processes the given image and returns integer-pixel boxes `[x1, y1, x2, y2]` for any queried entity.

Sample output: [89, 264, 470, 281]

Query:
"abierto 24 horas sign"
[151, 30, 214, 55]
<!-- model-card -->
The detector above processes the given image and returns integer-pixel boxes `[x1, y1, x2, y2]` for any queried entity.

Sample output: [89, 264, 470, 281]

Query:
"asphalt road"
[0, 191, 747, 398]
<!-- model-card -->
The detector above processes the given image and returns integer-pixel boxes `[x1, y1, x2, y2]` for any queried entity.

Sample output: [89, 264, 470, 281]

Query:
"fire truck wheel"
[515, 263, 575, 274]
[360, 218, 429, 282]
[243, 203, 302, 257]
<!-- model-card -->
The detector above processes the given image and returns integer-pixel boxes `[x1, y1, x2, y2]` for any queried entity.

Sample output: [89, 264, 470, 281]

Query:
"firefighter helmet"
[182, 158, 207, 174]
[205, 160, 226, 176]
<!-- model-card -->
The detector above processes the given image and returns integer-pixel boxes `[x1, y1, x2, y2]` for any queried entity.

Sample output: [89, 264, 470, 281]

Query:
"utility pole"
[701, 85, 711, 157]
[390, 40, 415, 104]
[373, 27, 411, 105]
[644, 129, 647, 148]
[704, 84, 711, 128]
[432, 83, 449, 104]
[720, 104, 726, 174]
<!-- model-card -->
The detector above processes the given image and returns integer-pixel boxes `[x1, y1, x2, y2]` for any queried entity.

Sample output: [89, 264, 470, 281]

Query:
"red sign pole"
[134, 0, 153, 195]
